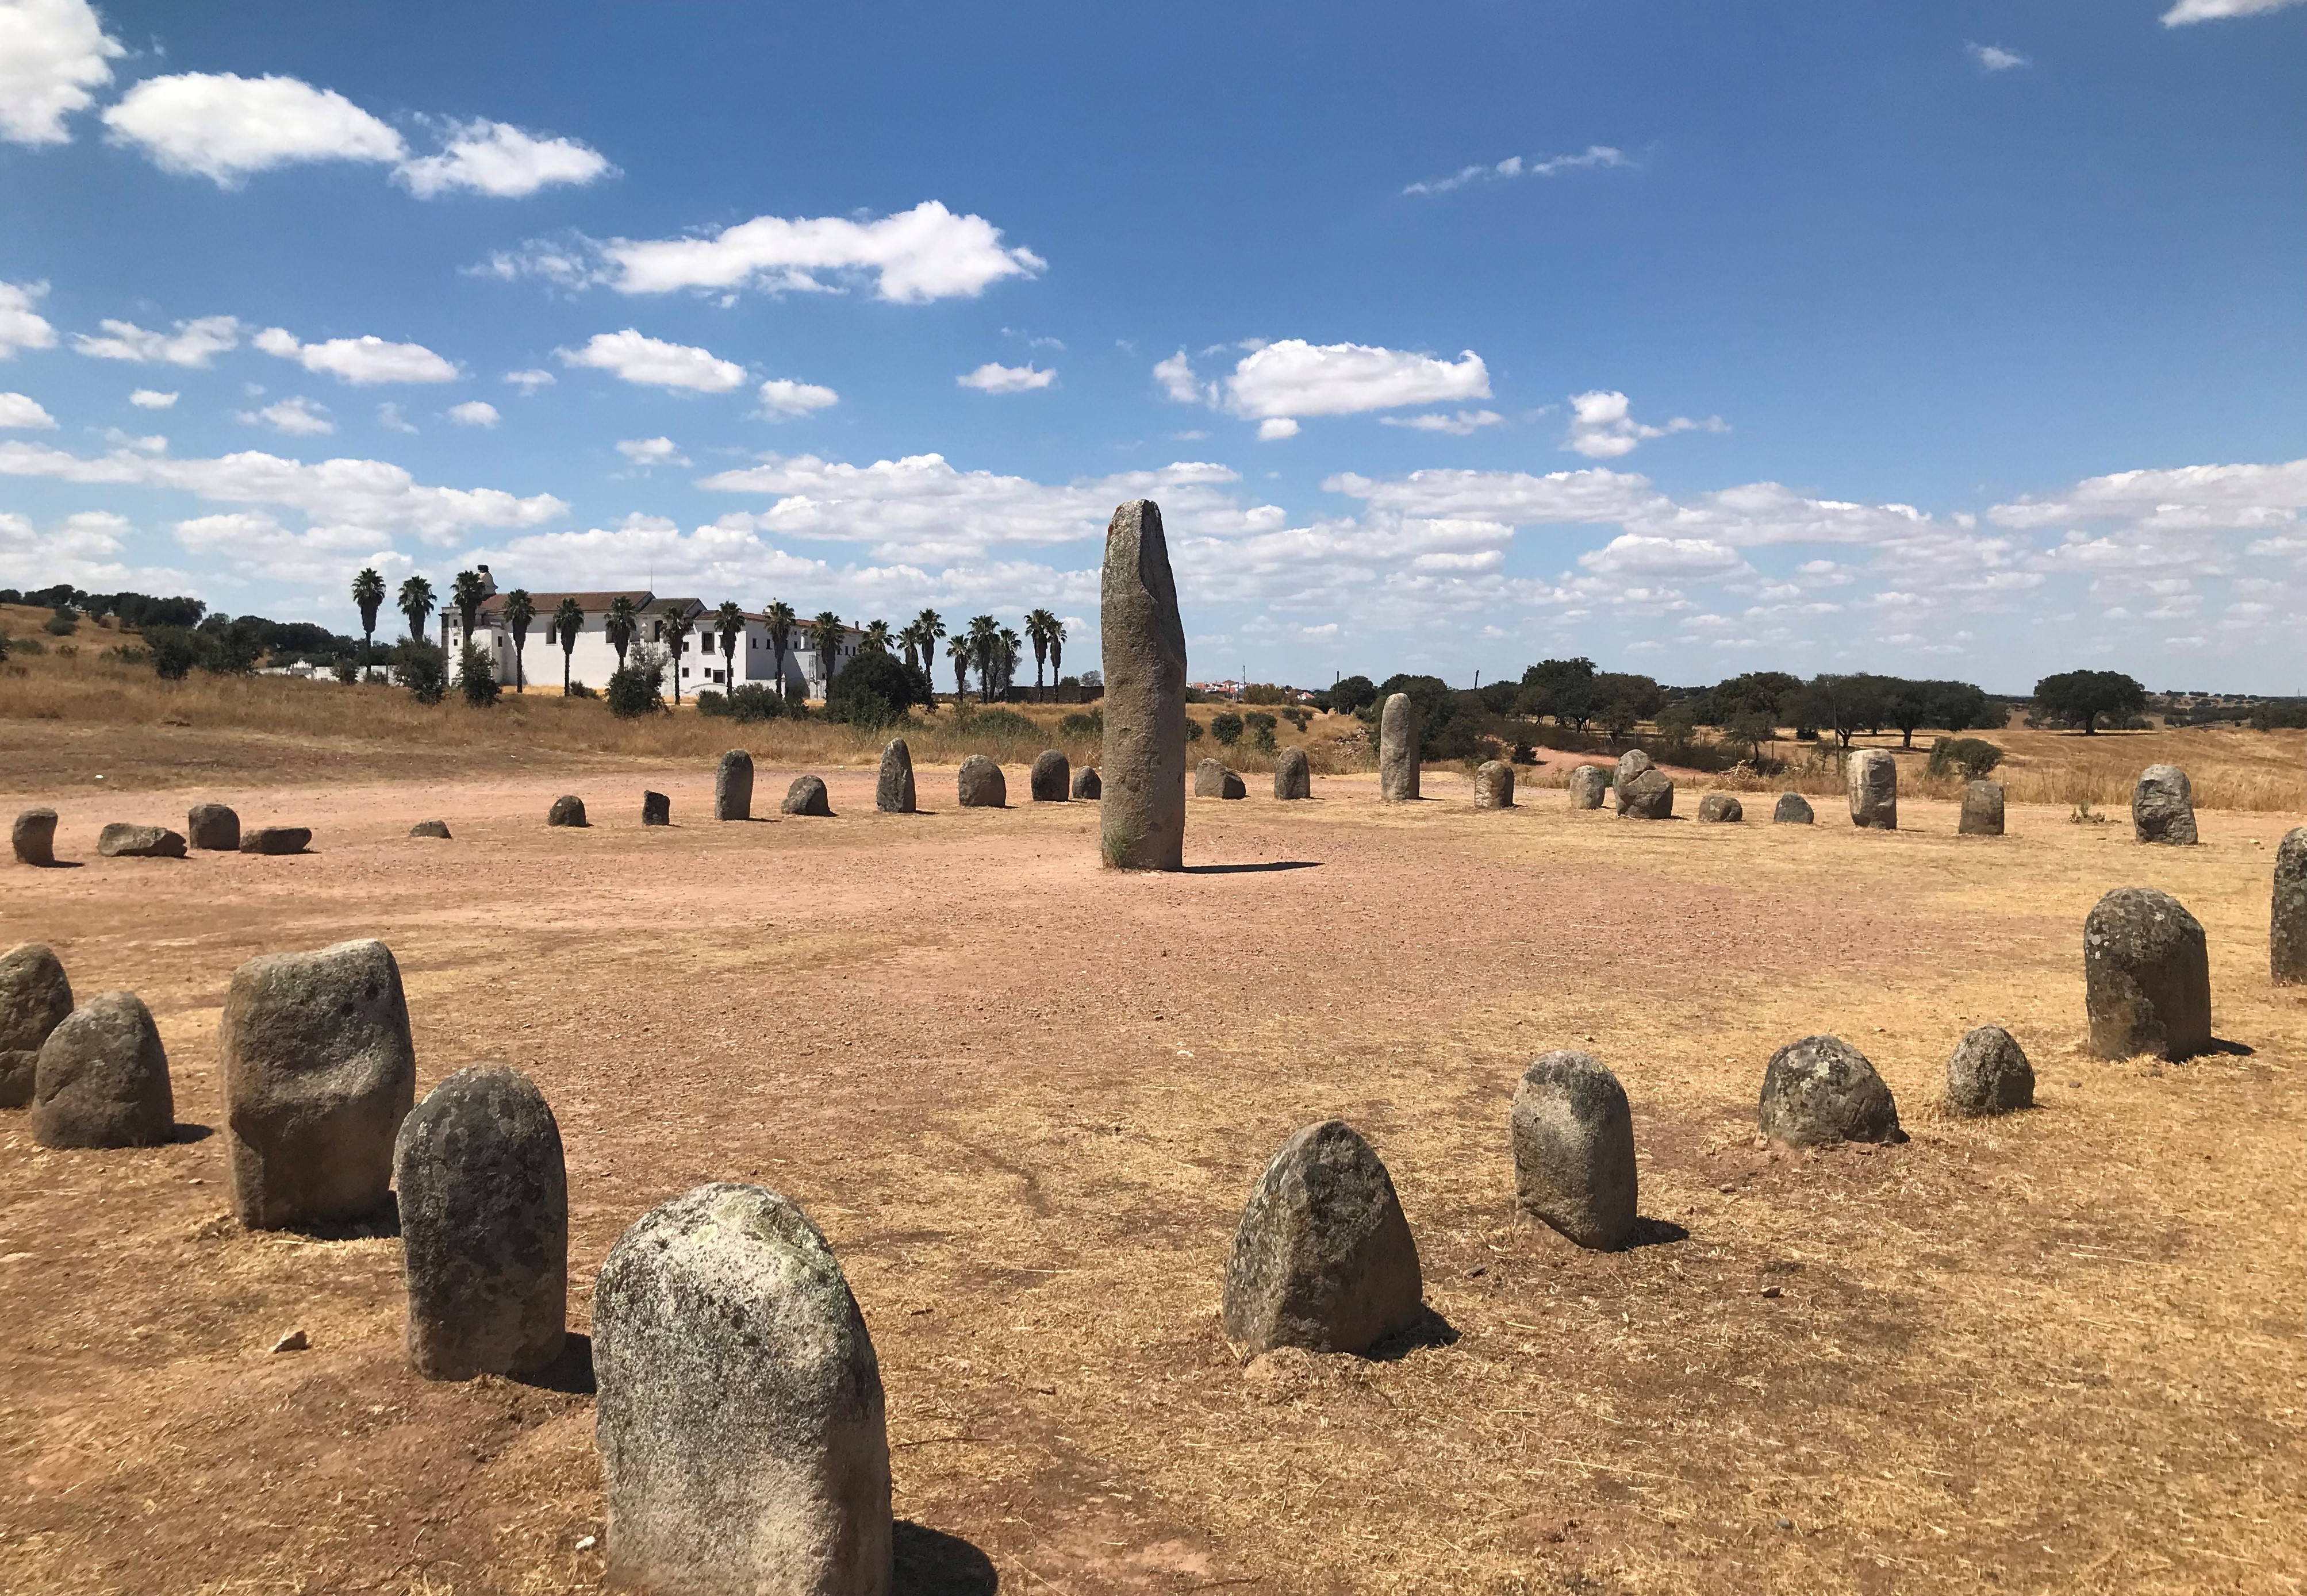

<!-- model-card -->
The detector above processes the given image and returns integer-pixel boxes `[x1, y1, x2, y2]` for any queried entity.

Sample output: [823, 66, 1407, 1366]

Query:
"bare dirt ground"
[2, 744, 2302, 1596]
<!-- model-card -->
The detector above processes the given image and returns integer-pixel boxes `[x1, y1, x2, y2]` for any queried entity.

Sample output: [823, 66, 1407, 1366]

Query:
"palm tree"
[1026, 609, 1063, 701]
[501, 589, 535, 693]
[1046, 613, 1066, 691]
[450, 569, 489, 652]
[896, 618, 923, 674]
[397, 574, 435, 646]
[659, 602, 695, 705]
[861, 618, 892, 655]
[947, 632, 973, 701]
[605, 594, 639, 671]
[807, 610, 846, 698]
[966, 614, 1001, 703]
[715, 600, 745, 690]
[912, 608, 946, 680]
[763, 599, 796, 701]
[552, 598, 584, 693]
[997, 625, 1022, 698]
[351, 567, 385, 672]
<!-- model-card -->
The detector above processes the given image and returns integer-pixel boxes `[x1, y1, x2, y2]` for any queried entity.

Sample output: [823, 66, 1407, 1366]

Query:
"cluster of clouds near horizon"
[2, 0, 2304, 692]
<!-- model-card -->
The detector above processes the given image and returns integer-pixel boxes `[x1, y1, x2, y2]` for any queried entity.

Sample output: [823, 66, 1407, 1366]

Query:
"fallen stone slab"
[239, 826, 310, 856]
[409, 820, 451, 840]
[97, 824, 185, 859]
[1697, 794, 1742, 824]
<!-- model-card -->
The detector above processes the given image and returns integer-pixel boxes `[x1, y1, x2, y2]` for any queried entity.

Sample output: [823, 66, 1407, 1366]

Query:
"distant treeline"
[2, 584, 360, 667]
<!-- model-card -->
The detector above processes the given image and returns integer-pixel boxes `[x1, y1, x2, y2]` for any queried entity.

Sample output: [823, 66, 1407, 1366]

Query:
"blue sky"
[1, 0, 2302, 692]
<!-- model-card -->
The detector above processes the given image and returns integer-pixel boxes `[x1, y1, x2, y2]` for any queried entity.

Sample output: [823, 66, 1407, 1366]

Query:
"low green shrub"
[826, 651, 932, 729]
[698, 683, 784, 722]
[1927, 736, 2005, 780]
[1211, 710, 1244, 746]
[607, 662, 663, 718]
[1056, 709, 1103, 739]
[398, 640, 449, 705]
[458, 642, 500, 707]
[565, 679, 597, 698]
[954, 706, 1038, 737]
[145, 627, 194, 678]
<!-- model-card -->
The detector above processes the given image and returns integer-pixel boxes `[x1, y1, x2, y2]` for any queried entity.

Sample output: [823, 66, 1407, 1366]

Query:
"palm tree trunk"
[515, 642, 524, 693]
[563, 647, 573, 694]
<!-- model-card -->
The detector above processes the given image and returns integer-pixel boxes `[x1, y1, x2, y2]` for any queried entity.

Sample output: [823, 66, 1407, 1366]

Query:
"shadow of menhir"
[894, 1520, 999, 1595]
[1181, 860, 1322, 875]
[1361, 1305, 1460, 1363]
[512, 1330, 596, 1396]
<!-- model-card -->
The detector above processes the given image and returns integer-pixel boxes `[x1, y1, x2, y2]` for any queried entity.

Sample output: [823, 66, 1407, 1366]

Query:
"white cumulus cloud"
[558, 329, 745, 392]
[1381, 409, 1504, 436]
[254, 326, 459, 384]
[394, 118, 613, 198]
[1257, 418, 1300, 441]
[1563, 390, 1726, 458]
[1159, 340, 1492, 436]
[757, 377, 839, 416]
[1990, 457, 2307, 533]
[1967, 42, 2030, 71]
[502, 368, 555, 395]
[129, 388, 176, 408]
[2162, 0, 2305, 22]
[957, 361, 1056, 394]
[0, 279, 58, 357]
[0, 390, 56, 428]
[72, 313, 242, 366]
[375, 401, 417, 434]
[616, 436, 688, 467]
[0, 0, 124, 145]
[1, 507, 194, 591]
[102, 72, 408, 185]
[1403, 144, 1632, 197]
[448, 399, 499, 428]
[239, 395, 333, 436]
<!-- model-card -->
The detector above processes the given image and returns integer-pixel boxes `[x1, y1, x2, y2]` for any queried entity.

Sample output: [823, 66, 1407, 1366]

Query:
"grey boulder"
[1759, 1034, 1903, 1147]
[1959, 780, 2005, 837]
[594, 1183, 892, 1596]
[97, 823, 186, 859]
[1617, 768, 1673, 820]
[547, 795, 588, 828]
[2133, 765, 2197, 845]
[221, 938, 416, 1229]
[1567, 766, 1609, 810]
[239, 826, 310, 856]
[1, 942, 73, 1109]
[2084, 887, 2211, 1061]
[1377, 693, 1419, 802]
[2275, 826, 2307, 986]
[13, 807, 59, 866]
[876, 739, 916, 814]
[1030, 749, 1070, 802]
[409, 820, 452, 840]
[957, 755, 1006, 808]
[1195, 759, 1243, 799]
[782, 775, 834, 817]
[32, 990, 173, 1149]
[393, 1065, 567, 1380]
[1221, 1120, 1423, 1356]
[1773, 793, 1815, 825]
[1697, 794, 1742, 824]
[1944, 1025, 2034, 1117]
[1473, 760, 1514, 809]
[1847, 749, 1897, 830]
[1511, 1051, 1637, 1251]
[1072, 765, 1102, 801]
[716, 749, 754, 821]
[641, 791, 670, 826]
[186, 803, 240, 851]
[1273, 747, 1310, 800]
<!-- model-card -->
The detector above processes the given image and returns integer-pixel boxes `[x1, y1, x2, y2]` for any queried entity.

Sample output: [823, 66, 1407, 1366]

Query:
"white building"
[442, 569, 865, 698]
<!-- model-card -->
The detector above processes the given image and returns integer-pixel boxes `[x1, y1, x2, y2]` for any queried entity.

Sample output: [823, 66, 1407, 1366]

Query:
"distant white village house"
[439, 567, 863, 697]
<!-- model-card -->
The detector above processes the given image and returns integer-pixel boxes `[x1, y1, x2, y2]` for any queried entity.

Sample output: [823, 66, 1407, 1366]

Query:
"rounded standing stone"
[640, 791, 670, 826]
[1617, 768, 1673, 819]
[2132, 765, 2197, 845]
[1377, 694, 1421, 802]
[186, 803, 240, 851]
[393, 1065, 567, 1381]
[1613, 749, 1654, 799]
[221, 939, 416, 1229]
[239, 826, 311, 856]
[1697, 794, 1742, 824]
[1220, 1120, 1423, 1356]
[957, 756, 1006, 808]
[1759, 1034, 1903, 1147]
[594, 1183, 892, 1596]
[1072, 765, 1102, 801]
[547, 795, 587, 828]
[1030, 749, 1071, 802]
[2084, 887, 2212, 1061]
[782, 775, 834, 817]
[1273, 747, 1310, 800]
[1473, 760, 1515, 809]
[1847, 749, 1898, 830]
[715, 749, 755, 821]
[1567, 766, 1609, 810]
[1, 943, 75, 1110]
[2274, 826, 2307, 986]
[97, 823, 186, 858]
[1773, 793, 1815, 825]
[1511, 1051, 1638, 1251]
[1099, 498, 1187, 870]
[876, 739, 917, 813]
[1959, 780, 2005, 837]
[409, 820, 452, 840]
[32, 991, 173, 1149]
[13, 807, 59, 866]
[1944, 1025, 2035, 1117]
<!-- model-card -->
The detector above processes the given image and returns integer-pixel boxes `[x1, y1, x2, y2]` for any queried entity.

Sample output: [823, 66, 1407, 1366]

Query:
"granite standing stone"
[594, 1183, 892, 1596]
[1510, 1051, 1638, 1251]
[2274, 826, 2307, 986]
[1847, 749, 1898, 830]
[641, 791, 670, 826]
[1617, 768, 1674, 820]
[1944, 1024, 2035, 1117]
[2084, 887, 2212, 1061]
[1613, 749, 1654, 799]
[1473, 760, 1515, 810]
[1072, 765, 1102, 801]
[1959, 780, 2005, 837]
[1195, 758, 1231, 798]
[547, 795, 588, 828]
[1758, 1034, 1903, 1147]
[1, 943, 74, 1110]
[782, 775, 834, 817]
[1273, 747, 1310, 800]
[1773, 793, 1815, 825]
[221, 939, 417, 1229]
[32, 990, 173, 1149]
[716, 750, 754, 821]
[409, 820, 452, 840]
[1099, 498, 1187, 871]
[13, 807, 59, 866]
[1030, 749, 1071, 802]
[97, 823, 186, 859]
[1567, 766, 1609, 810]
[186, 803, 240, 851]
[239, 826, 311, 856]
[2133, 765, 2198, 845]
[957, 756, 1006, 808]
[876, 739, 917, 813]
[393, 1065, 567, 1381]
[1377, 694, 1421, 802]
[1220, 1120, 1423, 1356]
[1697, 794, 1742, 824]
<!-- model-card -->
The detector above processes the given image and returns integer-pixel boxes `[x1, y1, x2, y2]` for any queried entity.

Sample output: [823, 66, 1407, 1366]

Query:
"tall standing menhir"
[1099, 499, 1187, 870]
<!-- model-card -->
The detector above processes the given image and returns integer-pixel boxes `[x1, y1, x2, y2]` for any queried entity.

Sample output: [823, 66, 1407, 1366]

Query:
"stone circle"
[186, 803, 240, 851]
[1847, 749, 1897, 830]
[1030, 749, 1071, 802]
[12, 807, 58, 866]
[715, 750, 754, 821]
[547, 795, 587, 828]
[2084, 887, 2211, 1061]
[1, 942, 75, 1110]
[957, 755, 1007, 808]
[1377, 694, 1420, 802]
[1510, 1051, 1638, 1251]
[1773, 793, 1815, 824]
[1567, 766, 1609, 810]
[782, 775, 834, 817]
[32, 990, 174, 1149]
[393, 1064, 567, 1381]
[1473, 760, 1515, 809]
[2274, 826, 2307, 986]
[97, 823, 186, 859]
[1959, 780, 2005, 837]
[1221, 1120, 1423, 1356]
[240, 826, 310, 856]
[1944, 1024, 2034, 1117]
[1099, 498, 1187, 870]
[2132, 765, 2197, 845]
[1697, 794, 1742, 824]
[1272, 747, 1310, 801]
[1758, 1034, 1903, 1147]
